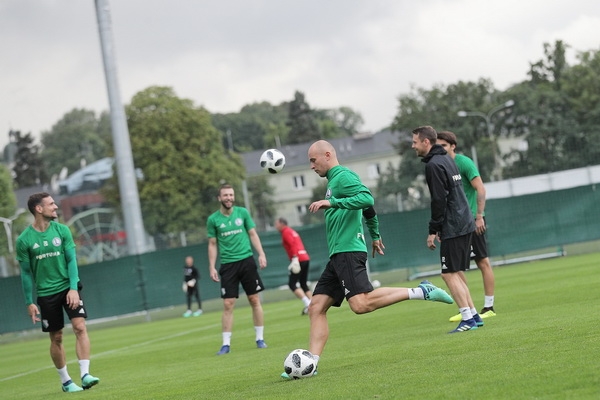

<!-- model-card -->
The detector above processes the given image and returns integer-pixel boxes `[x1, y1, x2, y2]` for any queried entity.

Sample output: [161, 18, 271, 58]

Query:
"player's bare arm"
[471, 176, 487, 235]
[248, 228, 267, 269]
[207, 238, 220, 282]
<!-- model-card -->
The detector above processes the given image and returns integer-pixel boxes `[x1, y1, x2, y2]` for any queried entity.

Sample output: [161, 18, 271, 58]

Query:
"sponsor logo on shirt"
[35, 251, 61, 260]
[220, 229, 243, 237]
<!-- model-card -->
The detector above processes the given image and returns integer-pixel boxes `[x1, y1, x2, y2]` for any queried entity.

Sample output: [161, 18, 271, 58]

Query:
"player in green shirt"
[281, 140, 454, 377]
[17, 192, 100, 393]
[437, 131, 496, 321]
[207, 184, 268, 355]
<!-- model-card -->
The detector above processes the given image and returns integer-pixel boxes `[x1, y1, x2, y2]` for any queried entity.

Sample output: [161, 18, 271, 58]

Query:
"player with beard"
[207, 184, 268, 355]
[17, 192, 100, 392]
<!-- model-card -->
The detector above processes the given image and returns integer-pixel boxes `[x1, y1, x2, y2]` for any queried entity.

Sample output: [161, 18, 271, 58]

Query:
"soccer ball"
[260, 148, 286, 174]
[283, 349, 316, 379]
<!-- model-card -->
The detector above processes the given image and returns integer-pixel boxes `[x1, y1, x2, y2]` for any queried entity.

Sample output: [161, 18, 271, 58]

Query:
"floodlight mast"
[95, 0, 147, 255]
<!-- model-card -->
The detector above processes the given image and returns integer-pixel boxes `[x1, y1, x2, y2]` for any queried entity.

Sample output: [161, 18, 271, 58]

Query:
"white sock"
[57, 366, 71, 384]
[470, 308, 478, 317]
[459, 307, 473, 321]
[408, 287, 424, 300]
[255, 326, 264, 341]
[222, 332, 232, 346]
[313, 354, 320, 365]
[78, 360, 90, 378]
[484, 296, 494, 308]
[301, 296, 311, 307]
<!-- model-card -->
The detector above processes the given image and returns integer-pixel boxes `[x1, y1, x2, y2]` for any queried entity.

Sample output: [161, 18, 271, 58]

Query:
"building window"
[367, 163, 381, 179]
[293, 175, 305, 189]
[296, 204, 307, 215]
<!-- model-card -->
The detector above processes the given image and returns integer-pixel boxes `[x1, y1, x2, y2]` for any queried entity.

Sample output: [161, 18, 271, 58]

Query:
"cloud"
[1, 0, 600, 151]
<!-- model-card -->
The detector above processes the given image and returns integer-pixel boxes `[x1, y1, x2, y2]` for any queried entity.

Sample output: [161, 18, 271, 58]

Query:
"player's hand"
[372, 239, 385, 257]
[427, 234, 439, 250]
[66, 289, 80, 310]
[258, 254, 267, 269]
[308, 200, 331, 213]
[27, 304, 41, 324]
[209, 267, 220, 282]
[475, 217, 486, 235]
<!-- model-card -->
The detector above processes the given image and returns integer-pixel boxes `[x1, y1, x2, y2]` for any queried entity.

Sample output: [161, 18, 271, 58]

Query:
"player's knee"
[348, 296, 373, 314]
[50, 330, 64, 344]
[71, 320, 87, 336]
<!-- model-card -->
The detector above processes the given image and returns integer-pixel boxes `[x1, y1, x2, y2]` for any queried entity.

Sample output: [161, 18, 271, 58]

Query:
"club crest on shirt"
[325, 187, 332, 199]
[52, 237, 62, 246]
[235, 218, 243, 226]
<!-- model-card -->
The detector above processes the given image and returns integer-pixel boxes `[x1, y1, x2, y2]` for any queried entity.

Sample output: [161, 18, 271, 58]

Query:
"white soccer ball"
[283, 349, 316, 379]
[260, 148, 286, 174]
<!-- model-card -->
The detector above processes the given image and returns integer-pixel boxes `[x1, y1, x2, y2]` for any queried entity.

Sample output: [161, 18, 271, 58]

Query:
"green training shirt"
[454, 153, 483, 218]
[207, 206, 255, 264]
[16, 221, 78, 299]
[323, 165, 379, 257]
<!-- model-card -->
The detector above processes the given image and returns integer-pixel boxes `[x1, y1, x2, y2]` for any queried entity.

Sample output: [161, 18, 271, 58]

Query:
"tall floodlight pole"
[95, 0, 146, 255]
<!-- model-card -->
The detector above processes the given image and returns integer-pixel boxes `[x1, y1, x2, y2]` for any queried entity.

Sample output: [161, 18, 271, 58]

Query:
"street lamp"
[457, 99, 515, 181]
[0, 208, 26, 254]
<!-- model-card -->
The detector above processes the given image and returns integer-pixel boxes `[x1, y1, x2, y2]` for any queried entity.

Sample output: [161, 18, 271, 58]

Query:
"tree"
[246, 175, 276, 231]
[212, 101, 289, 152]
[561, 46, 600, 165]
[0, 164, 17, 257]
[323, 106, 365, 136]
[104, 86, 245, 237]
[0, 164, 28, 275]
[12, 131, 47, 187]
[502, 40, 590, 178]
[287, 91, 321, 144]
[40, 108, 110, 179]
[389, 79, 502, 206]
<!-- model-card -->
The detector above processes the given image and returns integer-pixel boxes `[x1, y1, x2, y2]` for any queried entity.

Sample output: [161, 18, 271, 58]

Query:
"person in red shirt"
[275, 217, 312, 315]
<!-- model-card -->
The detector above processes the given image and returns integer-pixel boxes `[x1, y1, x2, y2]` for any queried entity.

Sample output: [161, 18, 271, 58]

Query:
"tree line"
[2, 39, 599, 242]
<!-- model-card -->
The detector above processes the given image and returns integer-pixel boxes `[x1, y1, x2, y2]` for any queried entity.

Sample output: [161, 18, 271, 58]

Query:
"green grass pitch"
[1, 253, 599, 399]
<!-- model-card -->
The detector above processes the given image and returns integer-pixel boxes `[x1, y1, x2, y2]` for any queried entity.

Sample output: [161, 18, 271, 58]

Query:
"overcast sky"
[1, 0, 600, 151]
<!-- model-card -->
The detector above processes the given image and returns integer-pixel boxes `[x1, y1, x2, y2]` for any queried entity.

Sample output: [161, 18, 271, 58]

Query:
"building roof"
[57, 157, 114, 195]
[241, 130, 400, 175]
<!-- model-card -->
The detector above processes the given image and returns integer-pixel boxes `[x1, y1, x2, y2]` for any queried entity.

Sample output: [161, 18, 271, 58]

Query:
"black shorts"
[440, 233, 473, 274]
[219, 256, 265, 299]
[470, 218, 489, 260]
[313, 252, 372, 307]
[37, 285, 87, 333]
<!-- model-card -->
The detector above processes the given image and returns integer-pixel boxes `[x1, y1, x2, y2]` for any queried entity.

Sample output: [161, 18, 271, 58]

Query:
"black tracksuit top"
[422, 144, 475, 239]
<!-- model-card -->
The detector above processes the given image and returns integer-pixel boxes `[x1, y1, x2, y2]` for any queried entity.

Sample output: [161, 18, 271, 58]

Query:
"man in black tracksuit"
[412, 125, 482, 333]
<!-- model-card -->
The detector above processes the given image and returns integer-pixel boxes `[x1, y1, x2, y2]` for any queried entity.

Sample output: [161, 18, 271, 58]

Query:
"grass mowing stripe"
[0, 322, 221, 383]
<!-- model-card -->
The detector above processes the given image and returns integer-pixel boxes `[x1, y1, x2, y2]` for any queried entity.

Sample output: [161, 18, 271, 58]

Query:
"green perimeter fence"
[1, 184, 598, 334]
